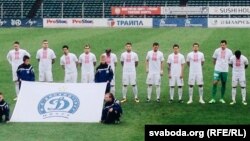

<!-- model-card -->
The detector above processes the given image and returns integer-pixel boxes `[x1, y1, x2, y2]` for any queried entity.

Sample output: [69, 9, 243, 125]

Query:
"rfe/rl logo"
[11, 19, 22, 26]
[38, 92, 80, 119]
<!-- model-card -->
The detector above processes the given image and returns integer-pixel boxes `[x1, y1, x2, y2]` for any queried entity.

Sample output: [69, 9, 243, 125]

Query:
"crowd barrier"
[1, 18, 250, 28]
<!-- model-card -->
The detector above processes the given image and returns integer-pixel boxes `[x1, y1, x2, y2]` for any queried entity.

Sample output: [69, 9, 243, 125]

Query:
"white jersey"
[60, 53, 78, 74]
[120, 51, 139, 74]
[102, 53, 117, 71]
[212, 48, 233, 72]
[36, 48, 56, 72]
[7, 49, 30, 81]
[79, 52, 96, 74]
[146, 50, 164, 74]
[167, 53, 185, 76]
[229, 55, 248, 74]
[186, 51, 205, 74]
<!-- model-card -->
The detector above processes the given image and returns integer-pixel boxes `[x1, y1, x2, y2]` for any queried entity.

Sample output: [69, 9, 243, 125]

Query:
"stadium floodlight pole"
[207, 2, 209, 18]
[21, 1, 23, 18]
[144, 1, 146, 18]
[102, 2, 105, 18]
[61, 1, 64, 18]
[41, 2, 43, 18]
[1, 3, 3, 19]
[82, 2, 84, 18]
[164, 1, 167, 19]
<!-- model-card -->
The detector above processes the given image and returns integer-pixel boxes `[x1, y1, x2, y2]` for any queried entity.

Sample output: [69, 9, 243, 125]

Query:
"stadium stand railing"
[1, 0, 250, 19]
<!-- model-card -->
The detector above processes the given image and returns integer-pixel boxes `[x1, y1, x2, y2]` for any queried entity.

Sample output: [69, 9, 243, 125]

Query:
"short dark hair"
[235, 50, 241, 59]
[193, 43, 199, 47]
[173, 44, 179, 48]
[125, 42, 132, 46]
[105, 92, 115, 102]
[153, 42, 159, 46]
[105, 48, 111, 53]
[0, 92, 2, 95]
[23, 55, 30, 62]
[220, 40, 227, 44]
[84, 44, 90, 49]
[14, 41, 19, 45]
[43, 40, 48, 43]
[62, 45, 69, 49]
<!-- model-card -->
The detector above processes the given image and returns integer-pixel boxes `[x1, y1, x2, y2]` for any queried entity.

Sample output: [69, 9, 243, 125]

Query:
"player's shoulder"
[158, 50, 164, 55]
[111, 53, 117, 56]
[121, 51, 125, 54]
[90, 52, 96, 57]
[168, 53, 174, 57]
[48, 48, 55, 52]
[60, 54, 65, 59]
[187, 51, 193, 56]
[198, 51, 204, 56]
[179, 53, 185, 57]
[226, 48, 233, 52]
[241, 55, 248, 60]
[37, 48, 43, 53]
[132, 51, 138, 55]
[8, 49, 15, 53]
[79, 53, 84, 57]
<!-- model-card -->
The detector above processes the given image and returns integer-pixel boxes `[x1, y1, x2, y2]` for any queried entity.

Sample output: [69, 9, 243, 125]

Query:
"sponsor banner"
[208, 18, 250, 28]
[111, 6, 161, 15]
[209, 7, 250, 15]
[43, 18, 108, 28]
[0, 18, 43, 27]
[161, 6, 208, 15]
[153, 18, 207, 27]
[107, 18, 153, 28]
[10, 81, 107, 122]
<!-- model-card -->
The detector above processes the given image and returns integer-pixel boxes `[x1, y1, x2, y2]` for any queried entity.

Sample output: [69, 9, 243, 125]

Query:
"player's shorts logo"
[38, 92, 80, 119]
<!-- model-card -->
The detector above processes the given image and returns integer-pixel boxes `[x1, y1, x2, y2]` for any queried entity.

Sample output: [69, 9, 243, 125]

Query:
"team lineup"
[6, 40, 248, 105]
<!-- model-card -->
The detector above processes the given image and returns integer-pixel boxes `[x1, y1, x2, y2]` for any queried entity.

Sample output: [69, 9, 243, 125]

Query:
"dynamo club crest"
[38, 92, 80, 119]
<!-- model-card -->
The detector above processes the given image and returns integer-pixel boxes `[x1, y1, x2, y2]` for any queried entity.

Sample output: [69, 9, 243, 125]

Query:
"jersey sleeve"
[60, 57, 64, 65]
[212, 49, 218, 59]
[120, 53, 124, 62]
[114, 54, 118, 63]
[6, 51, 12, 64]
[135, 53, 139, 62]
[51, 50, 56, 59]
[146, 52, 150, 61]
[78, 55, 82, 63]
[93, 54, 97, 62]
[160, 52, 165, 61]
[74, 54, 78, 62]
[229, 56, 233, 64]
[181, 55, 185, 64]
[167, 55, 171, 64]
[201, 53, 205, 62]
[186, 53, 190, 62]
[36, 50, 40, 59]
[244, 57, 249, 65]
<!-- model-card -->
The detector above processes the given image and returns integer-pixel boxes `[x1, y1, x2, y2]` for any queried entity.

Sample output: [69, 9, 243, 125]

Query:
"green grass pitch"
[0, 28, 250, 141]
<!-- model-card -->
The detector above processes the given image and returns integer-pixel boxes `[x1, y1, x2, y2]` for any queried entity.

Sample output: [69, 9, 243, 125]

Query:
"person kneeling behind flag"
[0, 92, 10, 123]
[101, 93, 122, 124]
[95, 54, 114, 93]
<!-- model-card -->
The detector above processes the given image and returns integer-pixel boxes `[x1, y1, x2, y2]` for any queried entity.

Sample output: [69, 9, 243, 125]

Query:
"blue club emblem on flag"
[38, 92, 80, 119]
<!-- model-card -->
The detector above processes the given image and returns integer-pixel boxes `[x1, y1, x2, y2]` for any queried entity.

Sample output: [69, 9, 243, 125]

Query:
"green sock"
[221, 82, 226, 99]
[212, 84, 217, 99]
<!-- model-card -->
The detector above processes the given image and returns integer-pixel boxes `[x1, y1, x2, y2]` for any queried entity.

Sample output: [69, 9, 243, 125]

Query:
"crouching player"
[101, 93, 122, 124]
[229, 50, 248, 105]
[0, 92, 10, 123]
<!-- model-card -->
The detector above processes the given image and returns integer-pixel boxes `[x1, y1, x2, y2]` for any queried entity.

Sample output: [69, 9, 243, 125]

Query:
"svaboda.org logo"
[38, 92, 80, 119]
